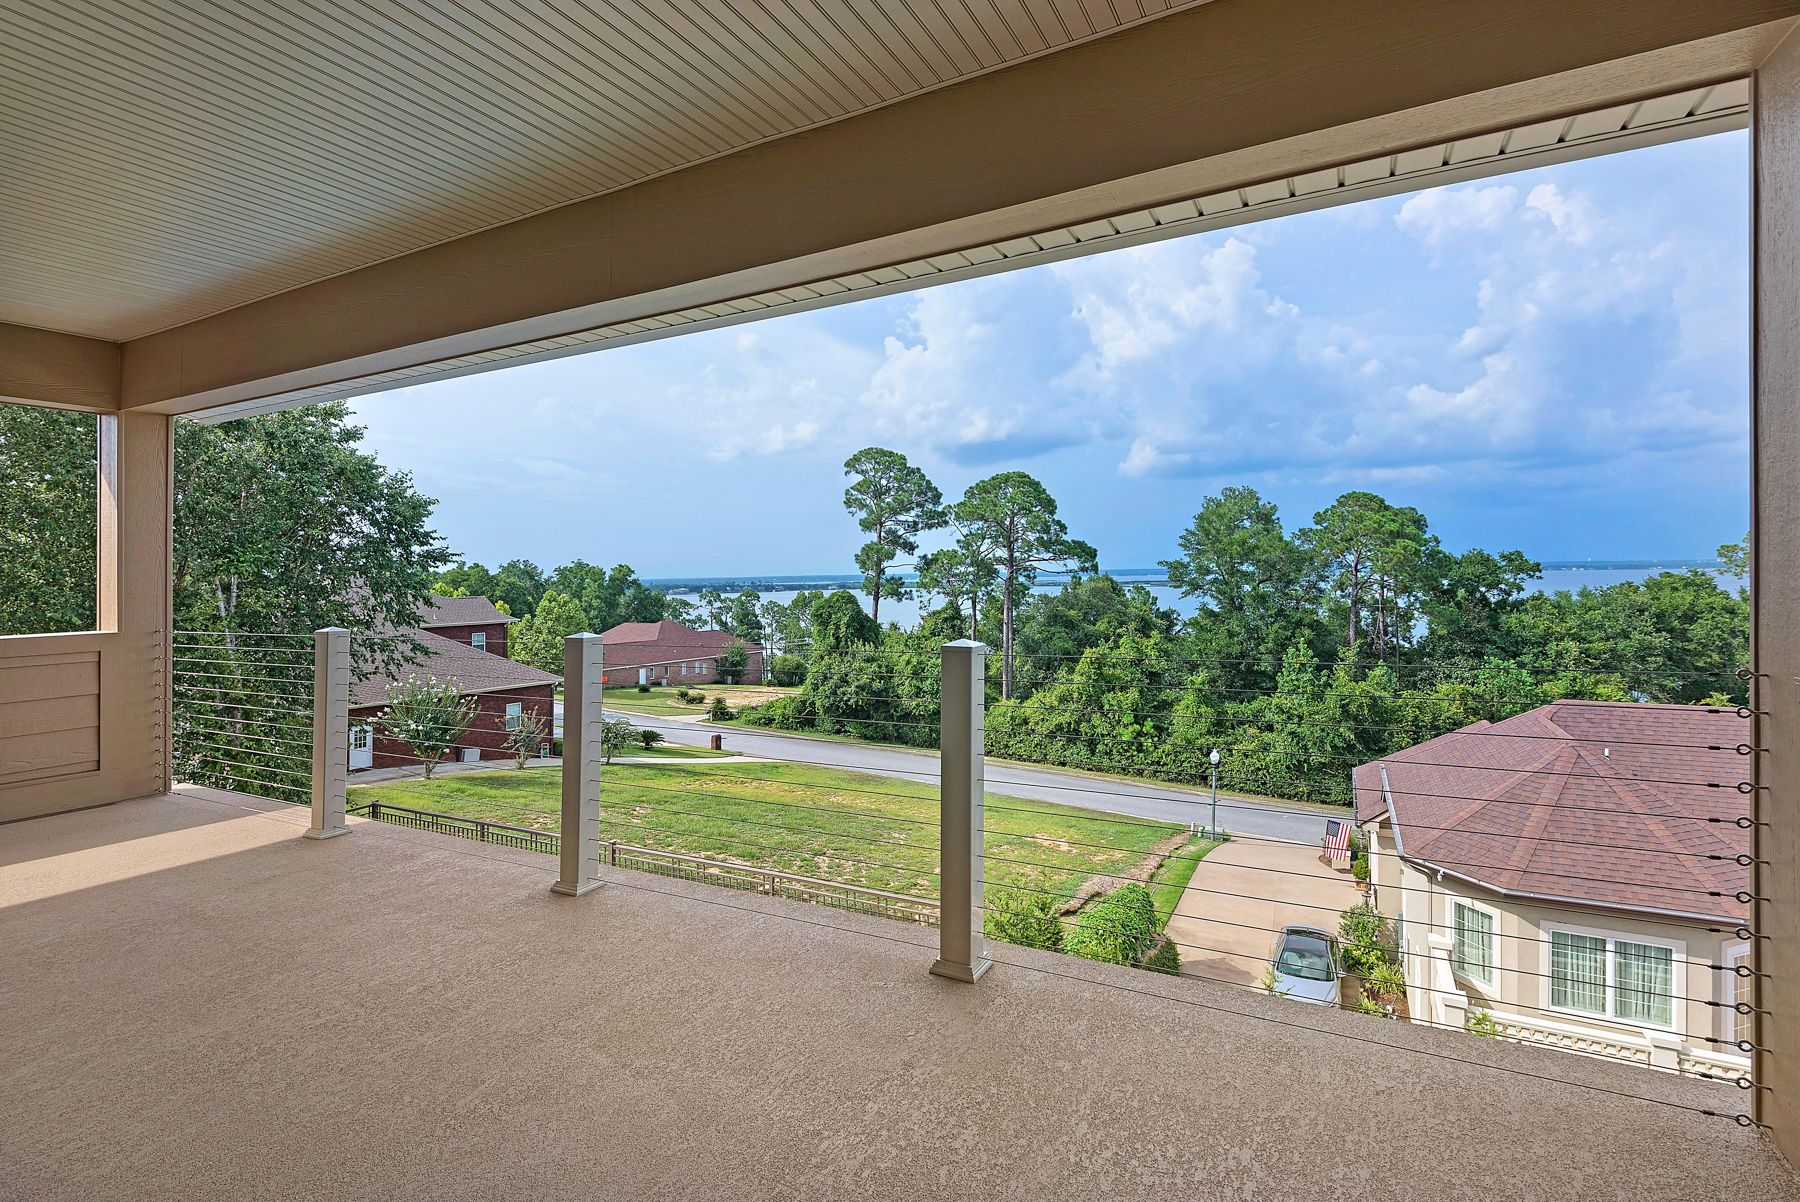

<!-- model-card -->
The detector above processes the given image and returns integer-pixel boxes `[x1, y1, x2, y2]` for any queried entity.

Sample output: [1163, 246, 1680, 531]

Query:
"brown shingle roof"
[351, 629, 560, 708]
[600, 621, 761, 669]
[1354, 700, 1748, 924]
[418, 595, 516, 627]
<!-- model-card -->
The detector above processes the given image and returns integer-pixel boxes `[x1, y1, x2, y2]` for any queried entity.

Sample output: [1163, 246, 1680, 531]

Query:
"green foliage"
[1468, 1008, 1502, 1038]
[376, 675, 477, 780]
[1363, 959, 1406, 1003]
[1142, 935, 1183, 976]
[1063, 884, 1159, 968]
[504, 710, 548, 768]
[1337, 902, 1393, 978]
[709, 696, 734, 721]
[598, 717, 639, 764]
[636, 683, 651, 693]
[718, 638, 751, 682]
[808, 590, 881, 650]
[548, 560, 672, 633]
[725, 590, 763, 641]
[1260, 966, 1288, 997]
[0, 406, 97, 634]
[637, 727, 665, 750]
[508, 590, 587, 673]
[1349, 994, 1387, 1017]
[983, 888, 1065, 952]
[843, 447, 946, 625]
[767, 653, 806, 687]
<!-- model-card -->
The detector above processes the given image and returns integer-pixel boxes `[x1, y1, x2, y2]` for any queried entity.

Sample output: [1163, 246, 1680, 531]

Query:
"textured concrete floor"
[2, 789, 1796, 1202]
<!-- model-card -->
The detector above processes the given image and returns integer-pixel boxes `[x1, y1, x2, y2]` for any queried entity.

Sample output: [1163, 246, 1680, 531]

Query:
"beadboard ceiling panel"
[0, 0, 1212, 341]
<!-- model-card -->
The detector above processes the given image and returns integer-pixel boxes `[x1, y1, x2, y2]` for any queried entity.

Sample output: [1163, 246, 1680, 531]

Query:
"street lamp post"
[1208, 748, 1221, 839]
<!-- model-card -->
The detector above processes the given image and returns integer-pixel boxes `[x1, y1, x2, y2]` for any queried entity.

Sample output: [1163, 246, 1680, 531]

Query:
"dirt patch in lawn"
[1059, 831, 1192, 915]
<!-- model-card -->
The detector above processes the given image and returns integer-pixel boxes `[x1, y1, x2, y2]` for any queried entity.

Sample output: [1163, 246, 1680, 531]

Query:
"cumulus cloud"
[1396, 184, 1517, 249]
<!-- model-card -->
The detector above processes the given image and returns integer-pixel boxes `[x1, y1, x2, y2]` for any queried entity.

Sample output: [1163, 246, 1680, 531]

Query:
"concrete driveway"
[1164, 838, 1362, 988]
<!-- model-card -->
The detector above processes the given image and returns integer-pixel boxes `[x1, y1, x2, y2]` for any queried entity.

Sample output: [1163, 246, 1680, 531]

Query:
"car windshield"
[1276, 934, 1334, 982]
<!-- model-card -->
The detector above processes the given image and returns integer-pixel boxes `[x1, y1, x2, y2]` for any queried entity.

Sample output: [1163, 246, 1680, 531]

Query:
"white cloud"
[1396, 185, 1517, 249]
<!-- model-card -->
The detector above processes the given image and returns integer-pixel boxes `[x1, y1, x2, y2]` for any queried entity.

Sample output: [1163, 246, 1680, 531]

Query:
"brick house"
[418, 593, 516, 656]
[349, 597, 559, 771]
[600, 621, 764, 687]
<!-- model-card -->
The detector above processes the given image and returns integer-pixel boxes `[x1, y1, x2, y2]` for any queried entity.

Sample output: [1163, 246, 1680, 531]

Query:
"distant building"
[349, 596, 558, 771]
[1355, 700, 1750, 1080]
[600, 621, 763, 687]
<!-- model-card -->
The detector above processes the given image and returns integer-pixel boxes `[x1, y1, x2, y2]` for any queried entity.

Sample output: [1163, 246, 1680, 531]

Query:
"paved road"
[596, 707, 1330, 844]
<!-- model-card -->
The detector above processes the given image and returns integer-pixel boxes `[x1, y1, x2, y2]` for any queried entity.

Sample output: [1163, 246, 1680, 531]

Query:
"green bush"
[1063, 884, 1158, 968]
[767, 653, 807, 687]
[739, 694, 809, 729]
[983, 888, 1064, 952]
[709, 696, 734, 721]
[1338, 901, 1393, 977]
[637, 728, 664, 750]
[1142, 935, 1182, 976]
[1468, 1008, 1502, 1038]
[686, 691, 705, 705]
[1363, 959, 1405, 1003]
[636, 683, 651, 693]
[1351, 848, 1370, 882]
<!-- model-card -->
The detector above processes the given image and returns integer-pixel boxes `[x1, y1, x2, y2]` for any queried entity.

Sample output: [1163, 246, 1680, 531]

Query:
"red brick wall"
[350, 684, 554, 771]
[601, 648, 764, 688]
[426, 622, 511, 658]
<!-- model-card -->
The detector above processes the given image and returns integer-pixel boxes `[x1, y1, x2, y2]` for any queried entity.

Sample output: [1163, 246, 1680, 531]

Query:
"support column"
[932, 639, 991, 982]
[1753, 30, 1800, 1151]
[96, 411, 172, 802]
[553, 632, 604, 896]
[306, 627, 351, 840]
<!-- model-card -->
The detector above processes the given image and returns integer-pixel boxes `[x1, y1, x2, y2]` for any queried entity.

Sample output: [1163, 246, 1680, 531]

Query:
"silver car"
[1269, 925, 1341, 1006]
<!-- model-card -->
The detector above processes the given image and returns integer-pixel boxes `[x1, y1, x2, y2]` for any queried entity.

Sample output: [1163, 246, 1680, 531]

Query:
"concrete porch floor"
[2, 789, 1796, 1202]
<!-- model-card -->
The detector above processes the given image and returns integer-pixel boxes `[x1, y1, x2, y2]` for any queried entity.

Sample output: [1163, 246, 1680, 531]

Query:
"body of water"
[647, 562, 1740, 633]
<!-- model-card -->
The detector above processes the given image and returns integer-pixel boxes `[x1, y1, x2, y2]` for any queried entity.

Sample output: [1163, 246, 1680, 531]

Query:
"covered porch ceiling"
[1, 0, 1795, 419]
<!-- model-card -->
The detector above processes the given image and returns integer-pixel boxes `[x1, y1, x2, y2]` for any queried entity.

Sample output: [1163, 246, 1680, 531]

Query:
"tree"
[808, 590, 881, 650]
[0, 406, 97, 635]
[433, 561, 497, 601]
[842, 447, 946, 624]
[915, 544, 997, 640]
[508, 590, 587, 672]
[599, 717, 639, 764]
[718, 638, 751, 683]
[550, 561, 669, 632]
[637, 727, 665, 750]
[662, 595, 698, 626]
[952, 471, 1097, 698]
[726, 590, 763, 641]
[490, 559, 548, 618]
[698, 587, 728, 631]
[504, 710, 548, 768]
[173, 403, 449, 673]
[1299, 492, 1434, 660]
[1009, 575, 1176, 698]
[1417, 547, 1541, 663]
[376, 675, 477, 780]
[1161, 487, 1324, 688]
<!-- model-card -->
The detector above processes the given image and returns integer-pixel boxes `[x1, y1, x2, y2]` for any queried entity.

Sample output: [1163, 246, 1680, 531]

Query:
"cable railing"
[177, 628, 1760, 1123]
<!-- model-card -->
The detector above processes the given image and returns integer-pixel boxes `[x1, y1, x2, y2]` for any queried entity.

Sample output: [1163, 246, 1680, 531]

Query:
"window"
[697, 660, 710, 674]
[505, 701, 522, 732]
[1728, 944, 1754, 1047]
[1549, 929, 1678, 1028]
[471, 631, 486, 651]
[350, 726, 371, 752]
[1451, 901, 1495, 986]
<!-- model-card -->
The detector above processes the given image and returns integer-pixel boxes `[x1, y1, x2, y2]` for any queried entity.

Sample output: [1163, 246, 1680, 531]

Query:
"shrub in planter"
[1063, 884, 1158, 967]
[983, 888, 1064, 952]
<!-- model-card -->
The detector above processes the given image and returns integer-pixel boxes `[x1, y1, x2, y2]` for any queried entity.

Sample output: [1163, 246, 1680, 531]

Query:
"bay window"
[1548, 928, 1677, 1028]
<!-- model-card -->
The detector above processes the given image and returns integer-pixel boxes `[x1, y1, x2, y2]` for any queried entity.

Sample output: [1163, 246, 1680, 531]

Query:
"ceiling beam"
[120, 0, 1800, 416]
[0, 322, 119, 413]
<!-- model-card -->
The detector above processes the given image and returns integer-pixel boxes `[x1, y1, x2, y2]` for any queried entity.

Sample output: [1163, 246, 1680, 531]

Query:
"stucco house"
[349, 597, 559, 771]
[1355, 700, 1751, 1081]
[600, 621, 764, 687]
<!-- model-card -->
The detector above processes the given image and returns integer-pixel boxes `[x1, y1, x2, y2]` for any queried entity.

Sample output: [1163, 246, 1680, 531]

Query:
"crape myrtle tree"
[842, 447, 946, 624]
[952, 471, 1097, 699]
[374, 676, 476, 782]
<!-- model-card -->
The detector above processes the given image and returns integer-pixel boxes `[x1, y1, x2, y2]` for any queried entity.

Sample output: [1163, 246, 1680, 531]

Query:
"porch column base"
[551, 879, 604, 897]
[930, 957, 992, 983]
[303, 825, 350, 841]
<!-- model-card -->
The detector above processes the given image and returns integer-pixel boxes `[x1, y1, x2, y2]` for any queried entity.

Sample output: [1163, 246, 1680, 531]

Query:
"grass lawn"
[1146, 836, 1222, 928]
[347, 760, 1192, 906]
[621, 744, 732, 759]
[598, 682, 799, 718]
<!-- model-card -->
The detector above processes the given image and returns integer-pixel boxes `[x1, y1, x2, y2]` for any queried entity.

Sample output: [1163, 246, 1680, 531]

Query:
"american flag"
[1322, 818, 1352, 867]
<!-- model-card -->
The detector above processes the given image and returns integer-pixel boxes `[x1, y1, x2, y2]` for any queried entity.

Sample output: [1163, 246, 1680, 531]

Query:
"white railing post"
[932, 639, 991, 982]
[306, 627, 351, 840]
[553, 632, 605, 896]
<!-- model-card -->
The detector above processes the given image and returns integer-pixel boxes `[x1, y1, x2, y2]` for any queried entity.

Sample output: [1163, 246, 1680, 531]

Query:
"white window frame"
[697, 660, 710, 675]
[1726, 942, 1754, 1049]
[1450, 898, 1498, 989]
[349, 725, 372, 752]
[471, 631, 487, 651]
[1541, 921, 1685, 1034]
[505, 701, 523, 732]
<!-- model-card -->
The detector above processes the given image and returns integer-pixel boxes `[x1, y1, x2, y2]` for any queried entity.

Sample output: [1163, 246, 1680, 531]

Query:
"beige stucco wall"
[1365, 816, 1746, 1057]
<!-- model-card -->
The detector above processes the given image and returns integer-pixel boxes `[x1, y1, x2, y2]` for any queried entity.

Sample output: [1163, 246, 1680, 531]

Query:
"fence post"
[306, 627, 351, 840]
[932, 639, 991, 982]
[552, 632, 605, 896]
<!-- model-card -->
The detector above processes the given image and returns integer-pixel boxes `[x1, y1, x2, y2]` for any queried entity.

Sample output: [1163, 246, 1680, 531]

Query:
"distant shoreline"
[643, 559, 1729, 594]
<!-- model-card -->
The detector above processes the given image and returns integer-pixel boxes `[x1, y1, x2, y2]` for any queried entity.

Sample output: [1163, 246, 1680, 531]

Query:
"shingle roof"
[1354, 700, 1749, 924]
[600, 621, 762, 669]
[351, 629, 560, 707]
[418, 595, 516, 627]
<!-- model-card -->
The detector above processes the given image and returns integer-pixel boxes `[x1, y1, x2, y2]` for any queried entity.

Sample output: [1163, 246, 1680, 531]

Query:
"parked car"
[1269, 925, 1341, 1006]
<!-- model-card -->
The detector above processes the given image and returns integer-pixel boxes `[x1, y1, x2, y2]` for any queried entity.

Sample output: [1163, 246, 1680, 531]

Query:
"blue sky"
[350, 131, 1750, 577]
